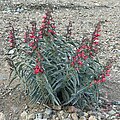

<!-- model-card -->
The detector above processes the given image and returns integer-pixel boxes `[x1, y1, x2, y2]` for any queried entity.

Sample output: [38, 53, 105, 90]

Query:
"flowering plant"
[5, 9, 112, 109]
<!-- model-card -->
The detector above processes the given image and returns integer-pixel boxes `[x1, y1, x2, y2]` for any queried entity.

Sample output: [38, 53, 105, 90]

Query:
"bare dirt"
[0, 0, 120, 120]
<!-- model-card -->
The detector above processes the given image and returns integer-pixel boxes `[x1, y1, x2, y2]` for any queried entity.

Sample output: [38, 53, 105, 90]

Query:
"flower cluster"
[33, 58, 44, 74]
[93, 63, 112, 84]
[34, 65, 44, 74]
[8, 27, 16, 47]
[91, 22, 101, 54]
[38, 9, 56, 38]
[71, 22, 101, 69]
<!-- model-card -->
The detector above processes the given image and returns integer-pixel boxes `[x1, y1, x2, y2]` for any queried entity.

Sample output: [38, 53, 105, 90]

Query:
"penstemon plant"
[5, 9, 112, 110]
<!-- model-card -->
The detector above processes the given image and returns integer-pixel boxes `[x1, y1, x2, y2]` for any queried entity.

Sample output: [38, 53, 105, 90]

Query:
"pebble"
[71, 113, 78, 120]
[28, 113, 35, 120]
[20, 111, 28, 120]
[83, 112, 88, 117]
[88, 115, 97, 120]
[57, 110, 64, 119]
[0, 112, 5, 120]
[67, 106, 79, 113]
[79, 116, 86, 120]
[44, 108, 52, 115]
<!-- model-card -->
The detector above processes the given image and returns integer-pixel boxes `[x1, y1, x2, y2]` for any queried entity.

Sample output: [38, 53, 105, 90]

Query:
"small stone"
[55, 117, 59, 120]
[0, 112, 5, 120]
[8, 49, 15, 54]
[71, 113, 78, 120]
[28, 113, 35, 120]
[79, 116, 86, 120]
[88, 115, 97, 120]
[44, 108, 52, 115]
[67, 106, 78, 113]
[52, 105, 61, 110]
[84, 112, 88, 117]
[20, 111, 28, 120]
[59, 110, 64, 115]
[57, 110, 64, 119]
[52, 115, 56, 119]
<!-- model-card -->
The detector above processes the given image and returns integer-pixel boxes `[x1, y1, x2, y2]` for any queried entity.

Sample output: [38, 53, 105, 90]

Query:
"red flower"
[83, 55, 88, 60]
[39, 35, 43, 38]
[93, 42, 99, 45]
[38, 31, 42, 35]
[95, 34, 100, 37]
[101, 77, 106, 82]
[29, 41, 34, 47]
[76, 48, 81, 53]
[48, 30, 56, 34]
[51, 25, 56, 28]
[47, 21, 50, 25]
[34, 65, 44, 74]
[30, 35, 36, 39]
[42, 19, 46, 23]
[106, 69, 110, 76]
[78, 60, 83, 66]
[43, 15, 47, 19]
[71, 61, 75, 67]
[9, 40, 14, 43]
[32, 46, 37, 50]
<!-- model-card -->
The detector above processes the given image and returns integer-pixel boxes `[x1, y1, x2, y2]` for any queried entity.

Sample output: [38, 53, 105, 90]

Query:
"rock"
[20, 111, 28, 120]
[44, 108, 52, 115]
[0, 112, 5, 120]
[28, 113, 35, 120]
[84, 112, 88, 117]
[71, 113, 78, 120]
[67, 106, 79, 113]
[44, 108, 52, 119]
[88, 115, 97, 120]
[79, 116, 86, 120]
[57, 110, 64, 119]
[52, 105, 61, 110]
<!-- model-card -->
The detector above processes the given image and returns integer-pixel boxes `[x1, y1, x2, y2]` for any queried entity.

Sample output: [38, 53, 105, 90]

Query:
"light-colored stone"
[67, 106, 78, 113]
[20, 111, 28, 120]
[28, 113, 35, 120]
[88, 115, 97, 120]
[71, 113, 78, 120]
[79, 116, 86, 120]
[84, 112, 88, 117]
[44, 108, 52, 115]
[0, 112, 5, 120]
